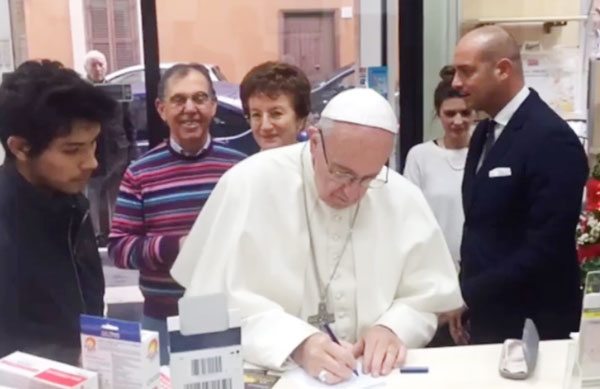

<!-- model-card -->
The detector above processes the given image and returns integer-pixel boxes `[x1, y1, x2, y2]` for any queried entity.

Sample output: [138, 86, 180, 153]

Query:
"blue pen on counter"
[400, 366, 429, 374]
[323, 323, 360, 377]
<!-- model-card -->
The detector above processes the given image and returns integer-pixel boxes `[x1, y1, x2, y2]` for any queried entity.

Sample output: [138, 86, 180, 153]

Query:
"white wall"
[69, 0, 87, 74]
[386, 0, 400, 170]
[359, 0, 382, 67]
[0, 0, 14, 75]
[1, 0, 11, 164]
[423, 0, 460, 142]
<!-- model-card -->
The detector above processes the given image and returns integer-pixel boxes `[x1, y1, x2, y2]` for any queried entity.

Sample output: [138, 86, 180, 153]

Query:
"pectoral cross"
[307, 302, 335, 329]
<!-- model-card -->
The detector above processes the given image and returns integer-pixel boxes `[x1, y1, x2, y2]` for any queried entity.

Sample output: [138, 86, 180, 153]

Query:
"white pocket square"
[489, 167, 512, 178]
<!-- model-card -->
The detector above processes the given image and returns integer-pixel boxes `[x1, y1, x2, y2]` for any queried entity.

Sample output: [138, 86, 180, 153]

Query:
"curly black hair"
[240, 61, 311, 120]
[0, 59, 117, 160]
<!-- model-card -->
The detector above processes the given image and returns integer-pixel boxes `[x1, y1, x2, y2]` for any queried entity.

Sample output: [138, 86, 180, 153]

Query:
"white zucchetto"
[320, 88, 398, 134]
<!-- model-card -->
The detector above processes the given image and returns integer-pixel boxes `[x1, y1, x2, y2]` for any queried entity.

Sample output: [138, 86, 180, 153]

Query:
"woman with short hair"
[240, 61, 311, 150]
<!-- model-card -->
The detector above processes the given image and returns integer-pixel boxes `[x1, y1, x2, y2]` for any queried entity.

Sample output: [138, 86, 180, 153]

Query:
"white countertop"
[275, 339, 575, 388]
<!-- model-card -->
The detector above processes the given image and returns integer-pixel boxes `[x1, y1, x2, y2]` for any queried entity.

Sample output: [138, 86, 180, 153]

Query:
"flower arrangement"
[576, 154, 600, 286]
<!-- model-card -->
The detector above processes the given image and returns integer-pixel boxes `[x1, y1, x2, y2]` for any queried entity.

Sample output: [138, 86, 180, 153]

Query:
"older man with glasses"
[108, 63, 246, 364]
[172, 88, 462, 385]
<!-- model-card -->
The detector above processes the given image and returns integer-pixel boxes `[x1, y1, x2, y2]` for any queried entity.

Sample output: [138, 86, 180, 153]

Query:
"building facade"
[3, 0, 357, 83]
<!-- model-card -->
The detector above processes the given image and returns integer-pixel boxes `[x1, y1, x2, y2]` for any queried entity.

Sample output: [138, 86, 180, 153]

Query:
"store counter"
[275, 339, 576, 388]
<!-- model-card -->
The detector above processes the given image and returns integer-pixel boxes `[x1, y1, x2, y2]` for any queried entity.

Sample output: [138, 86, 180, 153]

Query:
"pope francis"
[172, 88, 463, 385]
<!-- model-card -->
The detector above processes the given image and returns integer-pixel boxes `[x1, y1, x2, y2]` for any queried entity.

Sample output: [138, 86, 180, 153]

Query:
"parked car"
[310, 64, 355, 118]
[105, 63, 228, 84]
[309, 64, 399, 119]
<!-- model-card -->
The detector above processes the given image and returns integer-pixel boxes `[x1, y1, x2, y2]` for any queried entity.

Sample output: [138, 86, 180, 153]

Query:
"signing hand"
[291, 333, 357, 385]
[353, 325, 406, 377]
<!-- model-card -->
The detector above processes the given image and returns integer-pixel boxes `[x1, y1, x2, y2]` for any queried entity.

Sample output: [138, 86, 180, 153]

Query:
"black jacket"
[0, 164, 105, 364]
[461, 90, 588, 343]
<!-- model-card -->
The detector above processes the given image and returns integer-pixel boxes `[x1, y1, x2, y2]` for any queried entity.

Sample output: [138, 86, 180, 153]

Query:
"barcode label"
[191, 356, 223, 376]
[184, 378, 232, 389]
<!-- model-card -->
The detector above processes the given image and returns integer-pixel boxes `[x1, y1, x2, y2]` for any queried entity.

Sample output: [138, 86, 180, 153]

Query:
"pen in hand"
[323, 323, 359, 377]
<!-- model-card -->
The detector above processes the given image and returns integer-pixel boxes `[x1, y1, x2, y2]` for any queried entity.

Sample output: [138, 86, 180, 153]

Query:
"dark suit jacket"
[461, 89, 588, 343]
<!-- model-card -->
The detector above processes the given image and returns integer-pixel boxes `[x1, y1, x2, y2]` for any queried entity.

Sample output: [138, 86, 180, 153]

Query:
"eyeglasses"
[168, 92, 214, 109]
[318, 129, 389, 189]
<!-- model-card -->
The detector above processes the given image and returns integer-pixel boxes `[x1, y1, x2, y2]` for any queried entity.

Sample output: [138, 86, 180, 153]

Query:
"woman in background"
[240, 61, 311, 150]
[404, 65, 475, 346]
[404, 65, 474, 269]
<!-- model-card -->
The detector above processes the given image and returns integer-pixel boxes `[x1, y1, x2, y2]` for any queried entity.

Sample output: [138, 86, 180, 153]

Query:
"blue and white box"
[80, 315, 160, 389]
[168, 294, 242, 389]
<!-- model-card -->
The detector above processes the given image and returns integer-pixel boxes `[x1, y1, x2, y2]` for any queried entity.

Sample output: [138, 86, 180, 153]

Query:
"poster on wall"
[522, 46, 584, 118]
[366, 66, 389, 99]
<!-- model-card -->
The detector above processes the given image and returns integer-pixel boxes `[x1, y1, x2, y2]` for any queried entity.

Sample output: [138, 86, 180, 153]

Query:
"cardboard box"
[0, 351, 98, 389]
[168, 294, 243, 389]
[159, 366, 171, 389]
[80, 315, 160, 389]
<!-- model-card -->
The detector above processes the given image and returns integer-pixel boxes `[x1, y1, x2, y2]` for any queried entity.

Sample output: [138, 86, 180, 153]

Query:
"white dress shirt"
[404, 141, 467, 269]
[169, 135, 211, 157]
[477, 86, 530, 170]
[491, 86, 530, 141]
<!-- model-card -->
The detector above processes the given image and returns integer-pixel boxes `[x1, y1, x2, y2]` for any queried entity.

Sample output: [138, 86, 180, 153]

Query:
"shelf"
[463, 15, 588, 33]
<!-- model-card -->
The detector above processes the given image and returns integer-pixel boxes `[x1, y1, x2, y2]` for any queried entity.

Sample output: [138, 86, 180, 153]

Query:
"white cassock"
[171, 142, 463, 370]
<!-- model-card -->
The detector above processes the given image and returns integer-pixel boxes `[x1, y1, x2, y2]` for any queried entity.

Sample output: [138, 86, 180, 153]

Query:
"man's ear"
[6, 136, 31, 161]
[495, 58, 512, 80]
[155, 98, 167, 122]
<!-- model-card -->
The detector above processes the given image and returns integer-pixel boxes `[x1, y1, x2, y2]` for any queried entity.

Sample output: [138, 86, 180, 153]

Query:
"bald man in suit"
[447, 26, 588, 344]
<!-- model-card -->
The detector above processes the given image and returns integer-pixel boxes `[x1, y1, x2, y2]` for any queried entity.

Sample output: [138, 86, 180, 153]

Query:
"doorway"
[281, 11, 337, 85]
